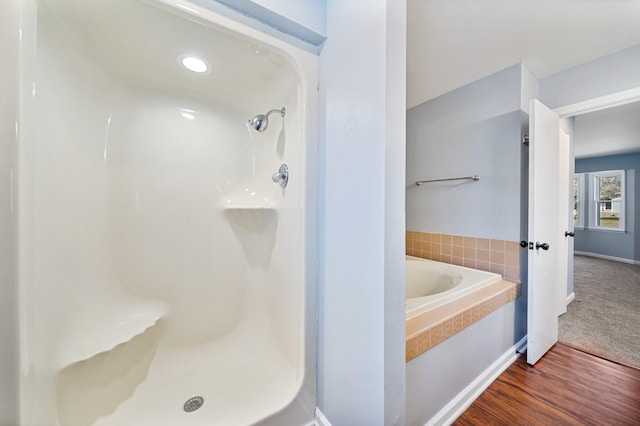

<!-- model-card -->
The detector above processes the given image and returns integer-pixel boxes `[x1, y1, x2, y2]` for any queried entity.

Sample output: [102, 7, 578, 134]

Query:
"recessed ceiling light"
[178, 55, 210, 74]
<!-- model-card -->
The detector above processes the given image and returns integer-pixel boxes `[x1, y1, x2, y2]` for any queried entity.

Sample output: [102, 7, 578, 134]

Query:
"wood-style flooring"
[454, 343, 640, 425]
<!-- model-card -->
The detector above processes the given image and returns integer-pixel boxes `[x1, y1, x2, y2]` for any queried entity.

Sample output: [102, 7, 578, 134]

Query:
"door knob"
[565, 231, 575, 237]
[535, 241, 550, 250]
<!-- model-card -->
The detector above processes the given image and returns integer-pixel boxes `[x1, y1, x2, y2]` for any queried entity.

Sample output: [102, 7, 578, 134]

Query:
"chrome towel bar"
[415, 175, 480, 186]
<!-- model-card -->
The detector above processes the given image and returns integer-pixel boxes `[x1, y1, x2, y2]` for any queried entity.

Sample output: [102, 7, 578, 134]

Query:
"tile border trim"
[406, 280, 521, 362]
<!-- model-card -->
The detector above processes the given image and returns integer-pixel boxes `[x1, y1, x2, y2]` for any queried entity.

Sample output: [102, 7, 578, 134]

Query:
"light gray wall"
[575, 153, 640, 262]
[230, 0, 326, 36]
[539, 44, 640, 286]
[573, 102, 640, 159]
[406, 301, 524, 425]
[520, 63, 540, 114]
[318, 0, 406, 424]
[207, 0, 326, 47]
[0, 0, 19, 424]
[384, 1, 408, 424]
[405, 65, 528, 425]
[406, 64, 523, 241]
[539, 44, 640, 109]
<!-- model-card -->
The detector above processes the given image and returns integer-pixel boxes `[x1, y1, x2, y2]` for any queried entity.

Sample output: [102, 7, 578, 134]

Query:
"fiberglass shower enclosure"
[18, 0, 317, 424]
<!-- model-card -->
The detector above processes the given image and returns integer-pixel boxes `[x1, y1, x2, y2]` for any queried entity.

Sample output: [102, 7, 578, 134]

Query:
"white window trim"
[589, 170, 625, 232]
[573, 173, 585, 229]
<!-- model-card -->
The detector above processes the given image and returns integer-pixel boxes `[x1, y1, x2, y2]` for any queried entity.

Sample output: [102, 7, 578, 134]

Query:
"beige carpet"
[558, 255, 640, 369]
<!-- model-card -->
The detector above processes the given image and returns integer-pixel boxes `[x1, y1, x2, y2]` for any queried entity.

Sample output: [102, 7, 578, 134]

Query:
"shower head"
[248, 107, 285, 132]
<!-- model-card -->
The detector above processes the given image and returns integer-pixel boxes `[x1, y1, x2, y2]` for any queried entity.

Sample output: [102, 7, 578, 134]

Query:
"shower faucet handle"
[272, 164, 289, 188]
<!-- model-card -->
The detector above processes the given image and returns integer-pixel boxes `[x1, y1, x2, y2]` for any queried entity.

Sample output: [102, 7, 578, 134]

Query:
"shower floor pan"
[57, 319, 300, 426]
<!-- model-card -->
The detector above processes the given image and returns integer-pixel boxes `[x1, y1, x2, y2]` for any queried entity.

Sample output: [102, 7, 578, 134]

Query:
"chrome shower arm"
[266, 107, 285, 118]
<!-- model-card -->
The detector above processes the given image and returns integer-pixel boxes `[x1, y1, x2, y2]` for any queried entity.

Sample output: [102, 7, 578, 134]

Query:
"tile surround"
[405, 230, 523, 362]
[406, 231, 521, 282]
[406, 280, 521, 362]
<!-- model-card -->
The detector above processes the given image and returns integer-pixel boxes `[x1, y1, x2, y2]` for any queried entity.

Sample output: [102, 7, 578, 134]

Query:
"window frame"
[589, 169, 625, 232]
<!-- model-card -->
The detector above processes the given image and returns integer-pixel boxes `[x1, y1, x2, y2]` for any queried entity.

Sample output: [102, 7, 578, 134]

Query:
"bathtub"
[406, 256, 502, 318]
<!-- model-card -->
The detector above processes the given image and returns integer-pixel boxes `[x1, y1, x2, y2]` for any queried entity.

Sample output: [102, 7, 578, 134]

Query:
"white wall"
[318, 0, 406, 424]
[0, 0, 19, 424]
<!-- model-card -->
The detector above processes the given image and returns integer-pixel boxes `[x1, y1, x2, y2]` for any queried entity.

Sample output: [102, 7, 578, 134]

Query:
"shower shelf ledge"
[220, 190, 278, 210]
[56, 303, 167, 369]
[223, 205, 277, 210]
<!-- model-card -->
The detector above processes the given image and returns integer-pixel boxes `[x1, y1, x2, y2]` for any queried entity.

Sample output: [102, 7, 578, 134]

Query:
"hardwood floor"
[454, 343, 640, 425]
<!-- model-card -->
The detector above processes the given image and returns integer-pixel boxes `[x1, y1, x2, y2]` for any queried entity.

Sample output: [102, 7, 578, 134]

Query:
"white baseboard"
[574, 251, 640, 265]
[314, 336, 528, 426]
[314, 407, 331, 426]
[426, 335, 527, 426]
[566, 292, 575, 305]
[515, 335, 528, 354]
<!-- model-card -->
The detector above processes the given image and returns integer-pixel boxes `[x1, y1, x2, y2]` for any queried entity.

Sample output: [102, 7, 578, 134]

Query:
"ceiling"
[39, 0, 294, 111]
[407, 0, 640, 109]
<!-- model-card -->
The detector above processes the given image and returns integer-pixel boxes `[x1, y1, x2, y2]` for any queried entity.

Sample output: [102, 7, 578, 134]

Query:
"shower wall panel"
[18, 0, 316, 424]
[0, 0, 19, 423]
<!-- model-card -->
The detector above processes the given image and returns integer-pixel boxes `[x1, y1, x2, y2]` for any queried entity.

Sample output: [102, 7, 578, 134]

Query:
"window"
[591, 170, 625, 231]
[573, 173, 585, 228]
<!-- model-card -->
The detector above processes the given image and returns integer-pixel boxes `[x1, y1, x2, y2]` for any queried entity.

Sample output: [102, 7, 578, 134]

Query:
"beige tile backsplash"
[406, 231, 521, 282]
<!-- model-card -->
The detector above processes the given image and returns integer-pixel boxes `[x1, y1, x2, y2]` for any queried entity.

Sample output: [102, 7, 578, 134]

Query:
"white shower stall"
[16, 0, 317, 424]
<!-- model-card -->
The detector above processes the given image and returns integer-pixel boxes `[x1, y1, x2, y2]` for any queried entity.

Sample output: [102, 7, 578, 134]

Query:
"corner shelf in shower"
[223, 205, 277, 210]
[56, 301, 167, 369]
[220, 190, 278, 210]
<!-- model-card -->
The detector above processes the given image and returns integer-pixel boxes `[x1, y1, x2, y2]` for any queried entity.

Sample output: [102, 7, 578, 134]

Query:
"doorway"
[556, 98, 640, 368]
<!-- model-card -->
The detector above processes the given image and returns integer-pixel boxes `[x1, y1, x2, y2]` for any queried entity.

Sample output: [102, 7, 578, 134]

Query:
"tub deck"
[406, 255, 503, 318]
[406, 279, 520, 362]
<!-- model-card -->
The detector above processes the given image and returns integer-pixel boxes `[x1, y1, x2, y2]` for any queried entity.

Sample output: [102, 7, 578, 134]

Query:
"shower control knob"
[272, 163, 289, 188]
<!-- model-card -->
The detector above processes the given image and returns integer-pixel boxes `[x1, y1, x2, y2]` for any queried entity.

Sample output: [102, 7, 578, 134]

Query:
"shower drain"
[183, 396, 204, 413]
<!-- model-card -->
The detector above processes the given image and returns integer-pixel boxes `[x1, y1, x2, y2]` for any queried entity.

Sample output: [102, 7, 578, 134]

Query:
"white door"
[527, 99, 561, 365]
[557, 129, 571, 316]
